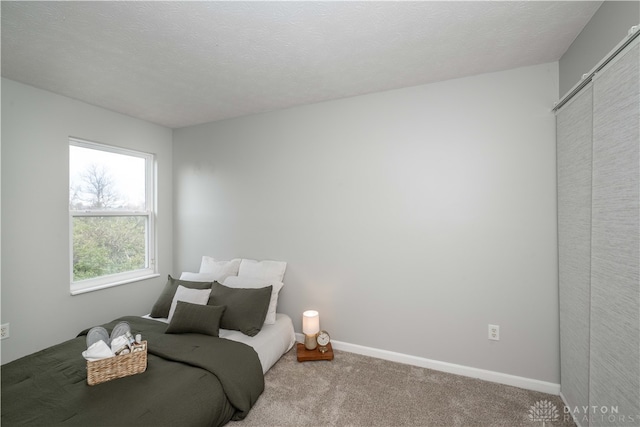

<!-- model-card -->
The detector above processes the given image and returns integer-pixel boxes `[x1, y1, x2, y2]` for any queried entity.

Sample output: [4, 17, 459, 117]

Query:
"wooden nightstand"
[296, 342, 334, 362]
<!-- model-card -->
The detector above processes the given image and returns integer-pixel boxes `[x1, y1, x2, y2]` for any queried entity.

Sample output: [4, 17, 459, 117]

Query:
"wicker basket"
[87, 341, 147, 385]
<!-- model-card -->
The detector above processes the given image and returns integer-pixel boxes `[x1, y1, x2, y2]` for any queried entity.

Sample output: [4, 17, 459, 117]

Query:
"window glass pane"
[70, 145, 146, 211]
[72, 216, 147, 281]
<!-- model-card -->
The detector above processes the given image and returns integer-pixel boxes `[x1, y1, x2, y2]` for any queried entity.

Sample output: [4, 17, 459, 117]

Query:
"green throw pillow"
[165, 301, 226, 337]
[150, 275, 213, 318]
[209, 281, 272, 337]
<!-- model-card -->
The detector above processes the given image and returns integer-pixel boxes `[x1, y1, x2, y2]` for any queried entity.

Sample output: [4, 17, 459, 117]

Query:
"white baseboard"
[295, 333, 560, 395]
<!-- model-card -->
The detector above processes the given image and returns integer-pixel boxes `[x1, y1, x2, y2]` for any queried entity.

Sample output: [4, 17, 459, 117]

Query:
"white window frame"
[69, 138, 158, 295]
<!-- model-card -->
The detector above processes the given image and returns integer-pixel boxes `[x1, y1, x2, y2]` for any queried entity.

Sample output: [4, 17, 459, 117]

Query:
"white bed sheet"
[142, 313, 295, 374]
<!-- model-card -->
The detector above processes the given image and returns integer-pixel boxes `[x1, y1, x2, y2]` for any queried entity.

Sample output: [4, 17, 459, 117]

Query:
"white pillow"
[179, 272, 218, 282]
[198, 257, 241, 282]
[223, 276, 284, 325]
[238, 259, 287, 282]
[167, 285, 212, 322]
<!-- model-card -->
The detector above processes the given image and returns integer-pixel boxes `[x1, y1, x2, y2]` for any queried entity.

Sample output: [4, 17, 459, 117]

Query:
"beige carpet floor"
[234, 347, 576, 427]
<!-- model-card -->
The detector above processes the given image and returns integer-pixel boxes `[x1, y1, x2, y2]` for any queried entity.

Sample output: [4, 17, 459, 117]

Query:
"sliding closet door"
[557, 84, 593, 424]
[590, 42, 640, 421]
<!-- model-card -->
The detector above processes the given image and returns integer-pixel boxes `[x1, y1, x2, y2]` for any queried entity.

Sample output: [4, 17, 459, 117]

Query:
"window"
[69, 138, 156, 294]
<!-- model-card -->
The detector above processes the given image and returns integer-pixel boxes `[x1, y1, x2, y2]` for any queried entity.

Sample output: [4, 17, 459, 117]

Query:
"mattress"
[143, 312, 295, 374]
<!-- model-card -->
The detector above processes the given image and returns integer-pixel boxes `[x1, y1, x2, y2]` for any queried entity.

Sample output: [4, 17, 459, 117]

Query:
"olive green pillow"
[150, 275, 213, 318]
[208, 282, 272, 337]
[165, 301, 226, 337]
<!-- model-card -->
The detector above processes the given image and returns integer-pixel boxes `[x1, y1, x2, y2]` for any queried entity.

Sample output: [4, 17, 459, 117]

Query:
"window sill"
[71, 273, 161, 295]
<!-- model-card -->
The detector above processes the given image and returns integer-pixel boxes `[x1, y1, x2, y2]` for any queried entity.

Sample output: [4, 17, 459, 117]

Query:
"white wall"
[1, 78, 173, 363]
[173, 62, 560, 382]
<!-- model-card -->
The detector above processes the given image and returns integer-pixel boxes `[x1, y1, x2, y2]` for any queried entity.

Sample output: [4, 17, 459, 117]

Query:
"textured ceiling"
[2, 1, 602, 129]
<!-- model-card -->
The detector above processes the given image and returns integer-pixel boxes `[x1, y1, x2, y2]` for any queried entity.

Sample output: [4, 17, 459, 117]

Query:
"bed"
[1, 258, 296, 427]
[143, 312, 295, 374]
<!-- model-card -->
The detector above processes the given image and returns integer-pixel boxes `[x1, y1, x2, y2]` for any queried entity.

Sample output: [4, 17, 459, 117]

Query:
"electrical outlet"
[488, 324, 499, 341]
[1, 323, 9, 340]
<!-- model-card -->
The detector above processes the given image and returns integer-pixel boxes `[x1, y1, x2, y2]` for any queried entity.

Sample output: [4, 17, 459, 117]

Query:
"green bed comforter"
[1, 316, 264, 426]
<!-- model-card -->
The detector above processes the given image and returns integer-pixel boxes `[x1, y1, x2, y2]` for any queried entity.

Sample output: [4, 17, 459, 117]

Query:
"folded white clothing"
[110, 335, 129, 354]
[82, 340, 114, 361]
